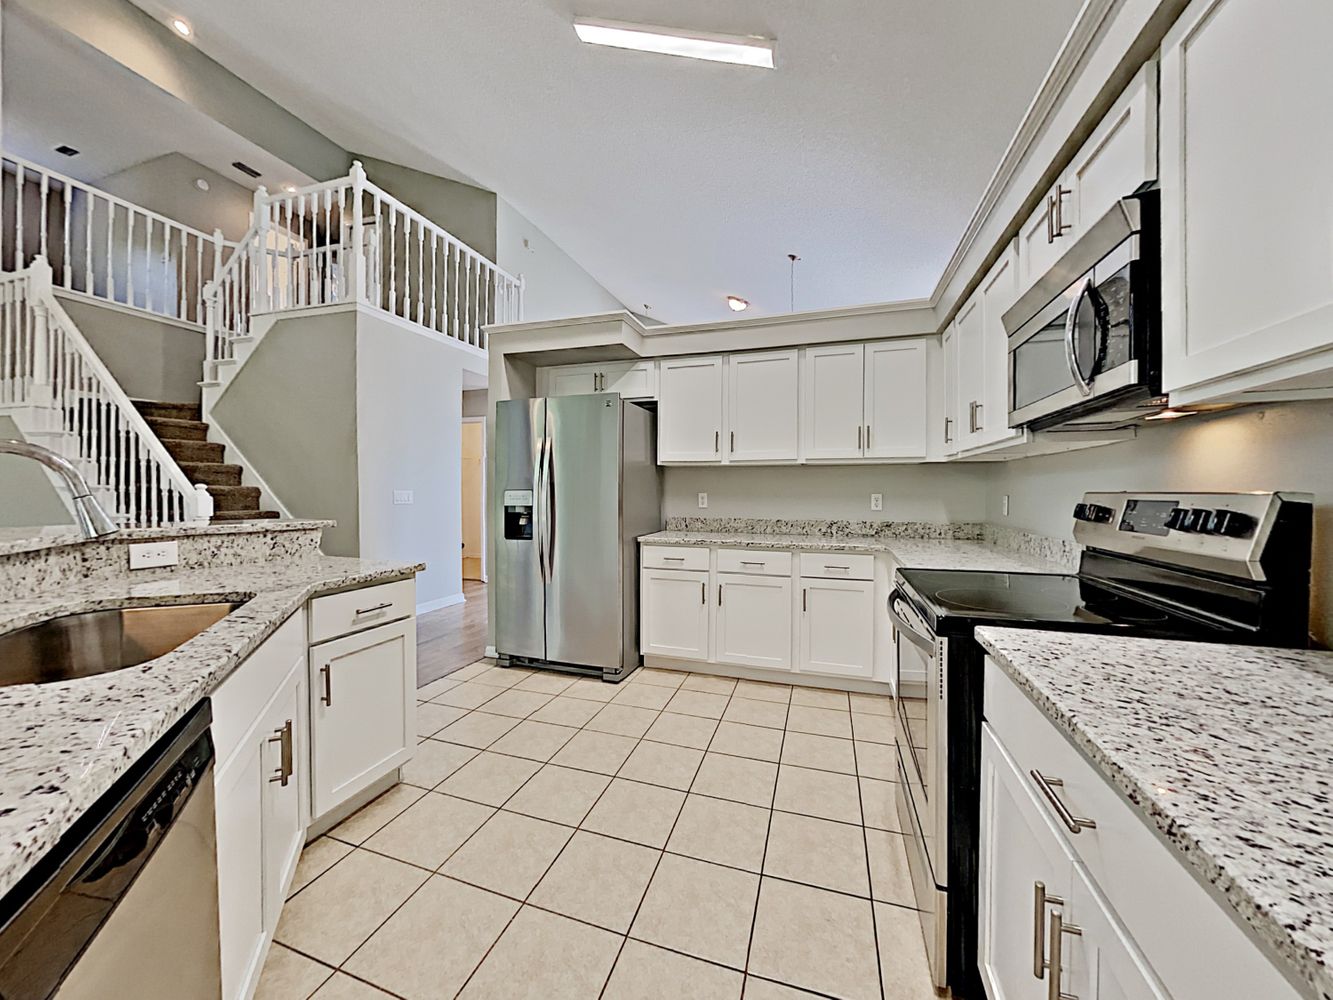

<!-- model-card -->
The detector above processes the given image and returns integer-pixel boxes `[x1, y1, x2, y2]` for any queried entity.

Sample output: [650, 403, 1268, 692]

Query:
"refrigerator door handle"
[544, 411, 557, 581]
[534, 431, 548, 583]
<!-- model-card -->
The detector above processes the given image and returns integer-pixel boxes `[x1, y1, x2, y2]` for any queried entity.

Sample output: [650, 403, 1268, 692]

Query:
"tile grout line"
[739, 682, 790, 988]
[852, 726, 889, 1000]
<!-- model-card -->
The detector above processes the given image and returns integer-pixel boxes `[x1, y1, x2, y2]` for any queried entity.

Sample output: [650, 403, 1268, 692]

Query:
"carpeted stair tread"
[180, 462, 243, 487]
[161, 439, 225, 464]
[209, 509, 281, 521]
[144, 416, 209, 441]
[206, 485, 262, 512]
[133, 400, 201, 422]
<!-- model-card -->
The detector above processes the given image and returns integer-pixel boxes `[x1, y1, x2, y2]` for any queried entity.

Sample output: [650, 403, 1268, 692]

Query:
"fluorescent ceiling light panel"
[573, 19, 775, 69]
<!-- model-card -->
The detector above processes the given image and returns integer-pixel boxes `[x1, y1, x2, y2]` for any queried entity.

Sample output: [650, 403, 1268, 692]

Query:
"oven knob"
[1164, 507, 1189, 532]
[1204, 510, 1257, 538]
[1073, 502, 1114, 524]
[1181, 508, 1214, 533]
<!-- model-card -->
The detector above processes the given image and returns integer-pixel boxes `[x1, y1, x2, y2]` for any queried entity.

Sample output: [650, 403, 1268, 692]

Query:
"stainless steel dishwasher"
[0, 700, 221, 999]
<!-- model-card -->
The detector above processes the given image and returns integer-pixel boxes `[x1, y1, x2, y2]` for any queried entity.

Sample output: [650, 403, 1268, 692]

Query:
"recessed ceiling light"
[194, 178, 210, 192]
[170, 17, 192, 37]
[726, 296, 750, 312]
[1144, 408, 1198, 421]
[573, 18, 775, 69]
[282, 184, 298, 193]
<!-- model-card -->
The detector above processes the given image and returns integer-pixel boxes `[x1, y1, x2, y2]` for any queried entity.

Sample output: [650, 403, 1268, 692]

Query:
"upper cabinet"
[542, 360, 657, 400]
[658, 355, 725, 462]
[727, 350, 799, 462]
[1160, 0, 1333, 403]
[802, 343, 867, 461]
[863, 340, 930, 459]
[801, 341, 930, 462]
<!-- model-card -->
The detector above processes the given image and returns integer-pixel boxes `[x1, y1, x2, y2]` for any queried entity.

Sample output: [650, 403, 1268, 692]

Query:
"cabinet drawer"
[717, 548, 791, 576]
[798, 552, 874, 581]
[641, 545, 710, 571]
[309, 578, 415, 644]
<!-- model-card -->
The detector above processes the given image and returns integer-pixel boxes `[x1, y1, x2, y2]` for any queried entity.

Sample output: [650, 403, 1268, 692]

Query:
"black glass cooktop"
[896, 568, 1230, 639]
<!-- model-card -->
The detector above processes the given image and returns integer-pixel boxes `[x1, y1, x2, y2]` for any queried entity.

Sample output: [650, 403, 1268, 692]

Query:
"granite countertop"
[0, 519, 336, 557]
[640, 530, 1063, 573]
[976, 627, 1333, 1000]
[0, 553, 422, 901]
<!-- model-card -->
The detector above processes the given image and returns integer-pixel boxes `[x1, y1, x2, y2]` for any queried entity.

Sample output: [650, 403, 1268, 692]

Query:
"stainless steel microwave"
[1003, 191, 1160, 431]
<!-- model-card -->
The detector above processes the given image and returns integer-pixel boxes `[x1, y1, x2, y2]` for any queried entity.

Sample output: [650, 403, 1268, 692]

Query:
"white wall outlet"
[1002, 494, 1010, 516]
[697, 492, 708, 509]
[870, 493, 883, 512]
[128, 540, 179, 570]
[393, 490, 414, 505]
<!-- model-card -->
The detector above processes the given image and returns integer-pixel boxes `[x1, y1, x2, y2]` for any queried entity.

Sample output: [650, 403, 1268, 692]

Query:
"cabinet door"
[941, 326, 960, 456]
[714, 574, 793, 669]
[215, 732, 266, 1000]
[802, 344, 865, 460]
[954, 294, 986, 451]
[1065, 62, 1157, 235]
[309, 619, 415, 820]
[602, 361, 657, 400]
[1016, 192, 1066, 294]
[728, 350, 799, 462]
[978, 723, 1075, 1000]
[864, 339, 929, 459]
[260, 655, 306, 930]
[640, 568, 710, 660]
[798, 578, 873, 678]
[658, 356, 724, 462]
[978, 242, 1022, 448]
[1160, 0, 1333, 396]
[1062, 866, 1171, 1000]
[546, 364, 598, 397]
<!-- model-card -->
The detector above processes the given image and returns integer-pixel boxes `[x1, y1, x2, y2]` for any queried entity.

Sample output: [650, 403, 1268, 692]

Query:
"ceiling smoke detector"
[726, 296, 750, 312]
[573, 18, 775, 69]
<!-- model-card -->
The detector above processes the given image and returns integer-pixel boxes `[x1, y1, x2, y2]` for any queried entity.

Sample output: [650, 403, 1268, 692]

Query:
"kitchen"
[1, 1, 1331, 1000]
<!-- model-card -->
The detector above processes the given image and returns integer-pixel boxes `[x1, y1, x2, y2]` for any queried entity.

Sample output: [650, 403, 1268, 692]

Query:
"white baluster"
[83, 192, 94, 295]
[105, 196, 115, 303]
[253, 186, 271, 312]
[430, 235, 438, 331]
[15, 162, 25, 269]
[62, 182, 73, 288]
[388, 208, 397, 315]
[125, 210, 135, 308]
[348, 162, 367, 304]
[39, 172, 49, 261]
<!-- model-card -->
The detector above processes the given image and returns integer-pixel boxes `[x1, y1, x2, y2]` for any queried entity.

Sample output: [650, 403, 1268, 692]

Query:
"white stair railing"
[1, 258, 212, 526]
[204, 161, 523, 375]
[1, 152, 235, 327]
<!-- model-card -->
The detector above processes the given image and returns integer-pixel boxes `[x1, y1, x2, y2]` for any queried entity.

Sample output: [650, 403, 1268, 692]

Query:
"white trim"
[417, 592, 465, 615]
[203, 418, 294, 518]
[641, 654, 894, 696]
[485, 645, 499, 659]
[53, 289, 207, 334]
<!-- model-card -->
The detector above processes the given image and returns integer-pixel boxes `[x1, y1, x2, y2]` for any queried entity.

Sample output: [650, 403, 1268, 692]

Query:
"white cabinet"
[260, 672, 305, 930]
[864, 339, 930, 459]
[640, 567, 711, 659]
[714, 573, 793, 670]
[546, 365, 598, 397]
[543, 360, 657, 399]
[658, 355, 724, 462]
[940, 324, 960, 456]
[727, 350, 799, 462]
[954, 242, 1024, 454]
[215, 721, 267, 1000]
[1160, 0, 1333, 403]
[802, 343, 867, 460]
[798, 577, 874, 678]
[953, 293, 986, 453]
[309, 618, 416, 820]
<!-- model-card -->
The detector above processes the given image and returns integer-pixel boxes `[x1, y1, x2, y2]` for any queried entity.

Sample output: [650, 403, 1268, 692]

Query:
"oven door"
[1009, 233, 1149, 430]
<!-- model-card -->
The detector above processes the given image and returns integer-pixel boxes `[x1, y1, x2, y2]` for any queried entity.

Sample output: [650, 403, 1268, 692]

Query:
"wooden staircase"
[132, 400, 279, 522]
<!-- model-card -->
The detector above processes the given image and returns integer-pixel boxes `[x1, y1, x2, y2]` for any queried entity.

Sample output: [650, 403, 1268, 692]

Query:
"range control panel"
[1071, 491, 1313, 580]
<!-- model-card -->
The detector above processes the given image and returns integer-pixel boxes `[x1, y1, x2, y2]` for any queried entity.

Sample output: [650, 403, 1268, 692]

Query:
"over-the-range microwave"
[1003, 190, 1161, 431]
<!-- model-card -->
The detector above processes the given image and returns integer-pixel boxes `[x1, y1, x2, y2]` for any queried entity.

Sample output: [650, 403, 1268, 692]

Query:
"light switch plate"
[394, 490, 414, 505]
[128, 540, 179, 570]
[697, 492, 708, 509]
[870, 493, 883, 512]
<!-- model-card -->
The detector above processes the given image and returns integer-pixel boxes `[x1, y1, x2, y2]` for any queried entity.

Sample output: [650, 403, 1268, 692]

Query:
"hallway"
[418, 581, 488, 686]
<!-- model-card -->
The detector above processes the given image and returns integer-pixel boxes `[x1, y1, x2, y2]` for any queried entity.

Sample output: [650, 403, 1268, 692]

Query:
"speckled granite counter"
[0, 526, 422, 901]
[0, 519, 335, 557]
[976, 628, 1333, 1000]
[640, 531, 1064, 573]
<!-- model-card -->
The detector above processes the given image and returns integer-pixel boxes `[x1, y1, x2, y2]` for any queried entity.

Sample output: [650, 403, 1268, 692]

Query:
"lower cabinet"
[309, 618, 416, 820]
[799, 577, 874, 678]
[640, 567, 711, 659]
[714, 573, 793, 669]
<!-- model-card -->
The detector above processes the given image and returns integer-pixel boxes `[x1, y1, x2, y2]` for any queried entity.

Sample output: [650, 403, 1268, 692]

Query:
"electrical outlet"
[697, 492, 708, 509]
[870, 493, 883, 512]
[128, 541, 179, 570]
[394, 490, 414, 505]
[1002, 494, 1010, 516]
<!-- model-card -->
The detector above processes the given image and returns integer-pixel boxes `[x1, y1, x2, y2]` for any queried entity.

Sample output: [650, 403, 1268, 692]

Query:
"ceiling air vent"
[54, 145, 80, 157]
[231, 160, 262, 179]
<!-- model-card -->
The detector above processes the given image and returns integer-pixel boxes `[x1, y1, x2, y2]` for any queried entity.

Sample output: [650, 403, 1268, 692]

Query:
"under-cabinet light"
[1144, 408, 1198, 421]
[573, 19, 775, 69]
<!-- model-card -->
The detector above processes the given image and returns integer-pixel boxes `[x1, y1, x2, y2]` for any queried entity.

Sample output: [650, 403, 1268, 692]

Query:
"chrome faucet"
[1, 440, 119, 539]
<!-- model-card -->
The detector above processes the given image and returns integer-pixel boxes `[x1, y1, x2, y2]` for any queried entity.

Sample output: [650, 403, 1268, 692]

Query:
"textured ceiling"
[128, 0, 1082, 322]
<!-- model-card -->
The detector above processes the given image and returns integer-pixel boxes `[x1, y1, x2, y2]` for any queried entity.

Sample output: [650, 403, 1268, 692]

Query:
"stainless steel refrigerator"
[494, 394, 661, 681]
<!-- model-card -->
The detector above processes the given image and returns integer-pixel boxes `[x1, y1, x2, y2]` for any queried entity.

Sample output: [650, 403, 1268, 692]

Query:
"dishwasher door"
[0, 700, 221, 1000]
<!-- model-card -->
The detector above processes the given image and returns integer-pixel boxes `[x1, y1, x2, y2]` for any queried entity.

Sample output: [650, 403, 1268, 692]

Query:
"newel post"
[348, 160, 367, 304]
[29, 256, 53, 390]
[202, 280, 218, 366]
[253, 186, 271, 312]
[192, 483, 214, 524]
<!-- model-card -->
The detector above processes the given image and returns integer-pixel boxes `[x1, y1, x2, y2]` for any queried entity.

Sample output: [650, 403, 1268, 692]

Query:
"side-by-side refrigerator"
[494, 394, 661, 681]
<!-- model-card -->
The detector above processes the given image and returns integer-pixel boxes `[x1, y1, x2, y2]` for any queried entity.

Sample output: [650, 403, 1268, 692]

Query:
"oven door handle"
[889, 589, 935, 652]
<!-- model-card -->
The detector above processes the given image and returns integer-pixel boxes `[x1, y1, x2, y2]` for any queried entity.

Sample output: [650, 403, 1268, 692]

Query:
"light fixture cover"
[574, 18, 775, 69]
[726, 296, 750, 312]
[170, 17, 192, 37]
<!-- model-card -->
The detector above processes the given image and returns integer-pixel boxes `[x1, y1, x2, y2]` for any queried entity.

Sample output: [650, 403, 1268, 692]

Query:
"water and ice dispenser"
[503, 489, 534, 540]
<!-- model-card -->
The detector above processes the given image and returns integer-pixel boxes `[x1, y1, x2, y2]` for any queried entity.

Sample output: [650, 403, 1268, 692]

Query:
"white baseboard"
[485, 645, 499, 659]
[417, 592, 465, 615]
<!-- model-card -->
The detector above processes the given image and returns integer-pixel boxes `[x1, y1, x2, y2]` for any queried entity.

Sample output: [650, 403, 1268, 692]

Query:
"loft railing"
[204, 161, 523, 372]
[0, 258, 212, 526]
[1, 152, 236, 327]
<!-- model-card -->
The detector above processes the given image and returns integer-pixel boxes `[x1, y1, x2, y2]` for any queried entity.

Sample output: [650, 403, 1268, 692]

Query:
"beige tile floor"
[256, 661, 936, 1000]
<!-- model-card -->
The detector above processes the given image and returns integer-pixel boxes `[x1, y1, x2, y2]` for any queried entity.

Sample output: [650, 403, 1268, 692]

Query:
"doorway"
[461, 418, 486, 582]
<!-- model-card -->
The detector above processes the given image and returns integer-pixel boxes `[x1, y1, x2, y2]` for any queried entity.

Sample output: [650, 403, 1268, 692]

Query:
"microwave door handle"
[1064, 276, 1096, 397]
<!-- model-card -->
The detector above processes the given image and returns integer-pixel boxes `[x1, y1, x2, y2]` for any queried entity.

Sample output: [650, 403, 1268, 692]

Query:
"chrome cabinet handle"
[664, 556, 685, 562]
[944, 416, 953, 444]
[802, 587, 807, 613]
[865, 424, 871, 448]
[730, 430, 735, 453]
[825, 564, 850, 571]
[320, 664, 333, 707]
[268, 719, 294, 786]
[857, 425, 862, 450]
[354, 601, 392, 617]
[1033, 881, 1066, 978]
[740, 560, 765, 567]
[1046, 194, 1056, 244]
[714, 429, 719, 453]
[1054, 185, 1072, 238]
[717, 584, 723, 606]
[1047, 908, 1082, 1000]
[700, 580, 706, 604]
[1030, 770, 1097, 834]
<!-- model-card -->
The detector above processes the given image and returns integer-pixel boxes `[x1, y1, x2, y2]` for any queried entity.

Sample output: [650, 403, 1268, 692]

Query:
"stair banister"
[348, 160, 367, 304]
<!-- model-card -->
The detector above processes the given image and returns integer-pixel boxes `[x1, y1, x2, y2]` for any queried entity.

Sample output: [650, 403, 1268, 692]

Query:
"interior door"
[494, 398, 546, 660]
[545, 394, 624, 668]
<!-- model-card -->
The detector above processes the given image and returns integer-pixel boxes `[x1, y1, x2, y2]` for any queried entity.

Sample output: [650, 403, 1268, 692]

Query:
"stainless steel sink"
[0, 601, 246, 687]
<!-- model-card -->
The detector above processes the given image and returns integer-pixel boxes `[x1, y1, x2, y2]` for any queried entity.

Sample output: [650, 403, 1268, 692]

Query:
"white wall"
[495, 198, 626, 322]
[663, 463, 991, 523]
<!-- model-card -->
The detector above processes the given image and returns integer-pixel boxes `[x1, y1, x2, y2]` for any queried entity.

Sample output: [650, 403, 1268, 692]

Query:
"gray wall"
[357, 154, 498, 262]
[211, 311, 360, 555]
[495, 198, 626, 321]
[58, 296, 205, 402]
[462, 389, 488, 420]
[97, 152, 254, 242]
[0, 417, 74, 527]
[987, 400, 1333, 646]
[663, 463, 992, 523]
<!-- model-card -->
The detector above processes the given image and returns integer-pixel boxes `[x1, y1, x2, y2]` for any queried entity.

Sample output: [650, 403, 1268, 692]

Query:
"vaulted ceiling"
[129, 0, 1082, 322]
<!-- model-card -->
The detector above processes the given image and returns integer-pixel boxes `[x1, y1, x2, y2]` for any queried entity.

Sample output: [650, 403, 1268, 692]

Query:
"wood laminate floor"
[417, 580, 488, 686]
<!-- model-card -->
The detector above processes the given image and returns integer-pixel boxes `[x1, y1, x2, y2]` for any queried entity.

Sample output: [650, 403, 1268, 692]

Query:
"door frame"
[462, 415, 487, 583]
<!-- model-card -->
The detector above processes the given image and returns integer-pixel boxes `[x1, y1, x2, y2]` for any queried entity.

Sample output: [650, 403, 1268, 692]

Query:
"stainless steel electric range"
[887, 491, 1314, 998]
